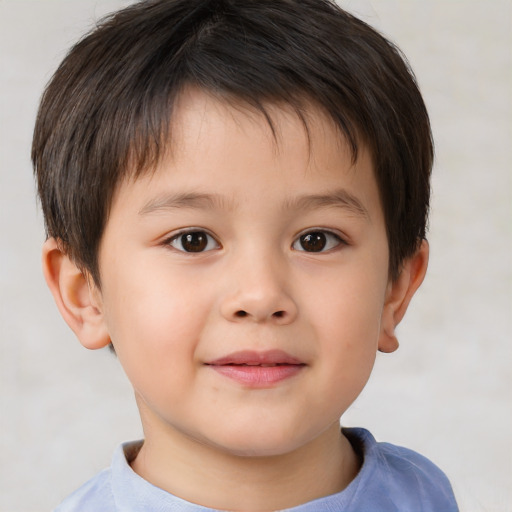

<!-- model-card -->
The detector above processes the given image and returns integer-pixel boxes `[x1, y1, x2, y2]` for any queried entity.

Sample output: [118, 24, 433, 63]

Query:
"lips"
[206, 350, 305, 387]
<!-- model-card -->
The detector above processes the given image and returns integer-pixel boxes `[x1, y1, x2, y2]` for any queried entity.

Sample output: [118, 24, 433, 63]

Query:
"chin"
[204, 423, 310, 459]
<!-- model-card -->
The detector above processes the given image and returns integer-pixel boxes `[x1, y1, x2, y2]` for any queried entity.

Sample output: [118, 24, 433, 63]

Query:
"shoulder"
[53, 468, 114, 512]
[53, 441, 145, 512]
[343, 427, 459, 511]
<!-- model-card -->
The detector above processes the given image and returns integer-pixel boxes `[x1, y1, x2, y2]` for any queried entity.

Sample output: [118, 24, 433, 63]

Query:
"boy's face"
[94, 89, 396, 456]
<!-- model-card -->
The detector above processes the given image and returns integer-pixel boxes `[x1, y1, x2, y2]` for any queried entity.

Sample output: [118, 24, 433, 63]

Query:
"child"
[32, 0, 459, 510]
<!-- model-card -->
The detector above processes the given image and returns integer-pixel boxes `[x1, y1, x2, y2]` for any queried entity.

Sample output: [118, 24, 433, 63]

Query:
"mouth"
[205, 350, 306, 387]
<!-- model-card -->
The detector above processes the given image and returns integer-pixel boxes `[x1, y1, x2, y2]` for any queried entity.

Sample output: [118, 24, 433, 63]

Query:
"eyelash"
[164, 229, 220, 253]
[291, 229, 346, 253]
[163, 228, 346, 254]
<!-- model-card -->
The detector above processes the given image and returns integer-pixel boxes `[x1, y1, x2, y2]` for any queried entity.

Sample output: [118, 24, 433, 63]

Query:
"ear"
[42, 238, 111, 350]
[378, 240, 429, 353]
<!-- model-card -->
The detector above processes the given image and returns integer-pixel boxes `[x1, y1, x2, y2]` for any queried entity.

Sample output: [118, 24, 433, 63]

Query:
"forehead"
[114, 88, 381, 221]
[168, 88, 351, 163]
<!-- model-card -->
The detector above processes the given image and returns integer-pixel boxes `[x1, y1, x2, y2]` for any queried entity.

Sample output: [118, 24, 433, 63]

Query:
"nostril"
[233, 310, 287, 320]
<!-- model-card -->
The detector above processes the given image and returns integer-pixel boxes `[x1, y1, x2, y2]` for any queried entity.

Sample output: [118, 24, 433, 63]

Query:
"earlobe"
[378, 240, 429, 353]
[42, 238, 111, 350]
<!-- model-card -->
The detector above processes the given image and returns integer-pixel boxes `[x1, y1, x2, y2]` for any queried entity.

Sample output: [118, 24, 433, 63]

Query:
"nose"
[219, 254, 298, 325]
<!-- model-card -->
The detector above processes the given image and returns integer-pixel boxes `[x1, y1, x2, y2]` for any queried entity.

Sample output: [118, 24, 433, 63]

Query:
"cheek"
[318, 298, 380, 380]
[307, 263, 386, 341]
[101, 264, 213, 382]
[313, 297, 380, 416]
[304, 263, 387, 386]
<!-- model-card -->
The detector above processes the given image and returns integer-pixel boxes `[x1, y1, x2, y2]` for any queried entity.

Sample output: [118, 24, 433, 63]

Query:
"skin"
[43, 88, 428, 511]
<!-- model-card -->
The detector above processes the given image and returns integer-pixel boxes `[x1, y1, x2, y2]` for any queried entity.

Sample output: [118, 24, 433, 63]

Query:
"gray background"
[1, 0, 511, 510]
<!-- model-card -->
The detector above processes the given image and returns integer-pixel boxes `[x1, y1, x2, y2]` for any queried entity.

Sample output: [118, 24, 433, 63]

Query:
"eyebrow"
[139, 188, 369, 219]
[284, 189, 370, 220]
[139, 192, 233, 216]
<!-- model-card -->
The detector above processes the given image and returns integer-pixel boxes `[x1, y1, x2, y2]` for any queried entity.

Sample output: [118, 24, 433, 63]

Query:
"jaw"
[132, 413, 359, 511]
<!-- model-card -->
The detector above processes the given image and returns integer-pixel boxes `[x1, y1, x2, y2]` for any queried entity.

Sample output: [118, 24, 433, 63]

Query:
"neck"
[131, 420, 360, 511]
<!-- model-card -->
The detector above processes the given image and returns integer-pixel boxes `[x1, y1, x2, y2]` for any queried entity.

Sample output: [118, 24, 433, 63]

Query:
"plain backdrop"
[1, 1, 511, 511]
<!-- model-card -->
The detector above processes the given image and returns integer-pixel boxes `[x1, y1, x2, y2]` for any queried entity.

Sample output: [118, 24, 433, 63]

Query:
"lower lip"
[208, 364, 304, 387]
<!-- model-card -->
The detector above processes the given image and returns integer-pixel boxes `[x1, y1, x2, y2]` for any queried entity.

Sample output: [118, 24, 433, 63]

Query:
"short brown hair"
[32, 0, 433, 284]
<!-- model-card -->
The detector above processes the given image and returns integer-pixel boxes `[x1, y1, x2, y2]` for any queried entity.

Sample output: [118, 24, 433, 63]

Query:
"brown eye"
[181, 232, 207, 252]
[299, 232, 327, 252]
[169, 231, 219, 253]
[292, 230, 343, 252]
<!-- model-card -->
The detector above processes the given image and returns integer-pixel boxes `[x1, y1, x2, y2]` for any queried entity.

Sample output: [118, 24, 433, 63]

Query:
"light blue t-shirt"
[54, 428, 458, 511]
